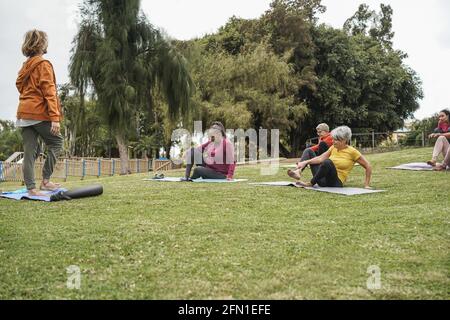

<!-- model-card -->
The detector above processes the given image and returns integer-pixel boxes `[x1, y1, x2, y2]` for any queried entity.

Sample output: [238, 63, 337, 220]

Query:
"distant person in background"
[183, 122, 236, 181]
[291, 126, 372, 189]
[288, 123, 333, 180]
[427, 109, 450, 168]
[16, 30, 63, 196]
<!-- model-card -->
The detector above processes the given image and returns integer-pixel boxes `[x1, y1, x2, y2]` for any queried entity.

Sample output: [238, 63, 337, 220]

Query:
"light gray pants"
[432, 136, 450, 166]
[21, 122, 63, 190]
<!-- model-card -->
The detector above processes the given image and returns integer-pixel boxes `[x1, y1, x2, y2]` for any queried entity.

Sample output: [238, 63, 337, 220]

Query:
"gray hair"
[331, 126, 352, 143]
[316, 123, 330, 132]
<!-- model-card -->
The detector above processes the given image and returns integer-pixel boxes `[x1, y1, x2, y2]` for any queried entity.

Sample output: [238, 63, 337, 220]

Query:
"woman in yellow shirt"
[294, 126, 372, 189]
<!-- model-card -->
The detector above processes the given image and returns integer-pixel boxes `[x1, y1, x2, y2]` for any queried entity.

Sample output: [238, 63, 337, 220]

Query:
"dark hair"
[440, 109, 450, 118]
[210, 121, 226, 137]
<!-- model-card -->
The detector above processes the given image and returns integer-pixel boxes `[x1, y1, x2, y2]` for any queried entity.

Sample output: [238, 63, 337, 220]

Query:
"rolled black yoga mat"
[50, 185, 103, 202]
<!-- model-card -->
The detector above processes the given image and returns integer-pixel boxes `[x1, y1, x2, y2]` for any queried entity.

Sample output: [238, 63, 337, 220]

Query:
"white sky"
[0, 0, 448, 121]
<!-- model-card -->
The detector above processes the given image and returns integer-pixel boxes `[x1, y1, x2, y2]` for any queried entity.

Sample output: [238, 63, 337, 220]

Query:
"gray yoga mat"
[387, 162, 435, 171]
[144, 177, 248, 183]
[249, 181, 385, 196]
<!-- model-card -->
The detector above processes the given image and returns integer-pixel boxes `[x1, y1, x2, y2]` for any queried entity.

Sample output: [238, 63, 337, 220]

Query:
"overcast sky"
[0, 0, 448, 121]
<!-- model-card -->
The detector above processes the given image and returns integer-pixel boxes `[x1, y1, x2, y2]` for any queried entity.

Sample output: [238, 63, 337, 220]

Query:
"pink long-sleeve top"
[198, 138, 236, 179]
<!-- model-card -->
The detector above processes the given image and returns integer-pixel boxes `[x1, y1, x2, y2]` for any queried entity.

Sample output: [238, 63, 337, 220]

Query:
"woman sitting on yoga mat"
[427, 109, 450, 170]
[288, 123, 333, 179]
[183, 122, 236, 181]
[289, 126, 372, 189]
[16, 30, 64, 196]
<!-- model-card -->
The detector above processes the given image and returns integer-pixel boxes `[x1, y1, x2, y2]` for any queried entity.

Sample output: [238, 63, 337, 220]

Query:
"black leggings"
[185, 148, 226, 180]
[300, 141, 330, 175]
[310, 159, 343, 187]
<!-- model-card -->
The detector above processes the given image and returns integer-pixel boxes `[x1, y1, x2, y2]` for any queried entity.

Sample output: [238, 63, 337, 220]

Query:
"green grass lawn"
[0, 147, 448, 299]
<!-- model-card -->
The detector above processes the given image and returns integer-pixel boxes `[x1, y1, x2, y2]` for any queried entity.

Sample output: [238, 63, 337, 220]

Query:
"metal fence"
[0, 158, 161, 183]
[0, 130, 433, 182]
[307, 130, 430, 152]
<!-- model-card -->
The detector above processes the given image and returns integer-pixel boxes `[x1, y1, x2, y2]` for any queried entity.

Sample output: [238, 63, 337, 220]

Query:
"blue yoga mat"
[0, 188, 67, 202]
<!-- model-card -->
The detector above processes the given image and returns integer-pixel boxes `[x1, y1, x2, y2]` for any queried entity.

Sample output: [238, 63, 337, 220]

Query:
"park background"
[0, 0, 448, 300]
[0, 0, 449, 170]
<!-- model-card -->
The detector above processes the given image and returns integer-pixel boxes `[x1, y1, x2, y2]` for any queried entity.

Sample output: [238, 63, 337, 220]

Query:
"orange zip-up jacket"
[310, 132, 333, 152]
[16, 56, 62, 122]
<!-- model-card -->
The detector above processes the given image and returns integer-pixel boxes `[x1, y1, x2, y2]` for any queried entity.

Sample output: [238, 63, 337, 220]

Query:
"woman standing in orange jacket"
[16, 30, 63, 196]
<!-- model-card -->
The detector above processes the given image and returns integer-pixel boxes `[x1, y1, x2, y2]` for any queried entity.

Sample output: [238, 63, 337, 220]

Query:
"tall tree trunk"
[279, 143, 291, 159]
[115, 134, 130, 175]
[289, 128, 308, 158]
[70, 127, 77, 157]
[165, 140, 172, 160]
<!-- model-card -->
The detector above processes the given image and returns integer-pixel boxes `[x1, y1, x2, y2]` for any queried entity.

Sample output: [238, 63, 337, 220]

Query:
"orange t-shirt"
[310, 133, 333, 152]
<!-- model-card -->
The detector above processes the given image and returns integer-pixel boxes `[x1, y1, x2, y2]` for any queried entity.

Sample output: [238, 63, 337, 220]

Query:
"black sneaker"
[154, 173, 165, 180]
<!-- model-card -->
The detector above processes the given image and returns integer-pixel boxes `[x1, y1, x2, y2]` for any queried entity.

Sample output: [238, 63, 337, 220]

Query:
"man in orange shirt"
[16, 30, 63, 196]
[288, 123, 333, 180]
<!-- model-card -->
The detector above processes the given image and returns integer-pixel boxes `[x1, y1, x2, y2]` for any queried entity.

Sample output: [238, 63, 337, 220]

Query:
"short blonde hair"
[22, 30, 48, 57]
[316, 123, 330, 132]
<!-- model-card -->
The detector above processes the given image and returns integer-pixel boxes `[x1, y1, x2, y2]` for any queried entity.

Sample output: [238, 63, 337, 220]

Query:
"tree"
[300, 24, 422, 138]
[344, 3, 395, 48]
[270, 0, 326, 22]
[402, 114, 439, 147]
[59, 84, 83, 157]
[343, 4, 375, 36]
[0, 121, 22, 161]
[261, 0, 319, 155]
[67, 0, 423, 159]
[180, 38, 308, 156]
[181, 1, 422, 157]
[70, 0, 194, 174]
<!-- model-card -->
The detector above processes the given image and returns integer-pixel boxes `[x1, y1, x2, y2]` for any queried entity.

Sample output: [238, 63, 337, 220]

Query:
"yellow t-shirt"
[329, 145, 362, 183]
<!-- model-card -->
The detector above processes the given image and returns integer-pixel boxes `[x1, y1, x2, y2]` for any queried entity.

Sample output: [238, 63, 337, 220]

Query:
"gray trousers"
[185, 147, 226, 180]
[21, 122, 63, 190]
[191, 166, 226, 180]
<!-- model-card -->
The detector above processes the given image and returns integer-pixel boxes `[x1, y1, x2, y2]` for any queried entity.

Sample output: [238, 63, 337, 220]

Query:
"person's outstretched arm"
[431, 132, 450, 139]
[297, 149, 332, 170]
[356, 155, 372, 189]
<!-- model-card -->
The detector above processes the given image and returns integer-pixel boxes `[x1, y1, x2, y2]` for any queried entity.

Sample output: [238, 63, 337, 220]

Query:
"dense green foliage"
[0, 121, 22, 161]
[69, 0, 194, 172]
[179, 0, 423, 156]
[400, 113, 440, 147]
[8, 0, 421, 161]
